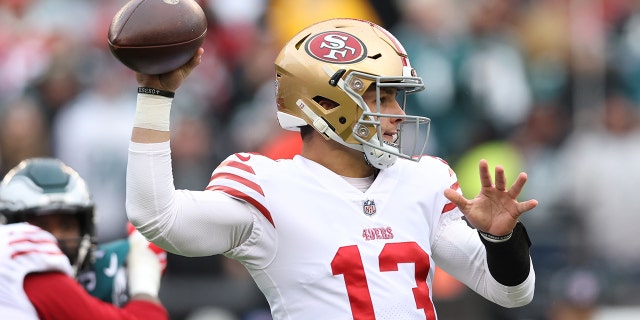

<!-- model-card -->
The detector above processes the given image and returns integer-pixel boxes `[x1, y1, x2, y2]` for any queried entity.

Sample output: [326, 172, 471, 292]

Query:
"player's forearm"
[479, 222, 532, 286]
[433, 216, 535, 308]
[131, 93, 171, 143]
[479, 222, 535, 307]
[132, 127, 169, 143]
[477, 222, 535, 307]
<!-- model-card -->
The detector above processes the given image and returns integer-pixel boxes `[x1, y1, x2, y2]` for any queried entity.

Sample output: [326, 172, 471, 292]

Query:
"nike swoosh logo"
[103, 253, 118, 277]
[236, 153, 251, 161]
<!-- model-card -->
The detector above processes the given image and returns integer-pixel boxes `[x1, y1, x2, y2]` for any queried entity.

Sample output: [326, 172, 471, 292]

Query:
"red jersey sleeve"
[24, 272, 168, 320]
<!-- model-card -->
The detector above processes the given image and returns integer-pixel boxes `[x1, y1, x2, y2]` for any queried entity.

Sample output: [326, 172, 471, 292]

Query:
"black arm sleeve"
[479, 222, 532, 286]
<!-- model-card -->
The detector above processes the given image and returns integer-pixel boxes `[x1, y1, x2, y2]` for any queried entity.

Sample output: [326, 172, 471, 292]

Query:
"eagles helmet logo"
[305, 31, 367, 64]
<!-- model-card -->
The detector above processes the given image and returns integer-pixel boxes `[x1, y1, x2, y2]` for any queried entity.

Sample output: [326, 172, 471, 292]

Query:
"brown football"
[107, 0, 207, 75]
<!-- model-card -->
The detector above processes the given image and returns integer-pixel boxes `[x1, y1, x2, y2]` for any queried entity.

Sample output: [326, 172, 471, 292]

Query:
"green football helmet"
[0, 158, 95, 276]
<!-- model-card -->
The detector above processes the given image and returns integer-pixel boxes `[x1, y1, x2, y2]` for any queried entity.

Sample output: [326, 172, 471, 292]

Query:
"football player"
[127, 18, 537, 319]
[0, 158, 167, 319]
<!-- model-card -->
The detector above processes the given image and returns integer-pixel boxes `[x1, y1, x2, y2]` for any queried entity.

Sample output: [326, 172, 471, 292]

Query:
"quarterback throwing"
[126, 18, 537, 319]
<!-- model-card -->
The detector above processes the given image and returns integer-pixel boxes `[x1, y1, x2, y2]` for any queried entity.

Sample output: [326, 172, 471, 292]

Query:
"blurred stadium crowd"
[2, 0, 640, 319]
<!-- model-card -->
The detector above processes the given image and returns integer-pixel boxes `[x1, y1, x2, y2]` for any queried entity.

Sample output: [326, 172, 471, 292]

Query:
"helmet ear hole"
[339, 117, 346, 124]
[313, 96, 339, 110]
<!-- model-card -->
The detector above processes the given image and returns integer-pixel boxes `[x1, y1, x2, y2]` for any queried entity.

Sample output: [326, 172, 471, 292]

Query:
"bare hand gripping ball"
[108, 0, 207, 75]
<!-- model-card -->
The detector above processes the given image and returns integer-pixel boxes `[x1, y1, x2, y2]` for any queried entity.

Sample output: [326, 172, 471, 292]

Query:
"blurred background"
[2, 0, 640, 319]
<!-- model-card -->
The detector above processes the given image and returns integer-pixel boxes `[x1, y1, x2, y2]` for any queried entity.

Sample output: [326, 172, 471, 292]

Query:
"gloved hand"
[126, 222, 167, 298]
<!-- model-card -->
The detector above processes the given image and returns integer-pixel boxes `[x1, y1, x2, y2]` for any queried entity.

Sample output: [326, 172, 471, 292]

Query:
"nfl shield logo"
[363, 199, 376, 216]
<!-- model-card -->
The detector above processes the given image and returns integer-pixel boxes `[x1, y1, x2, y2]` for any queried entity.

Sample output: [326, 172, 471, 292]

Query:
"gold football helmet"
[274, 18, 430, 169]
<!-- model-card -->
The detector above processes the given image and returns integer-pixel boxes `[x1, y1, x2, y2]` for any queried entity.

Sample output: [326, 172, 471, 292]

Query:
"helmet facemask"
[340, 70, 431, 169]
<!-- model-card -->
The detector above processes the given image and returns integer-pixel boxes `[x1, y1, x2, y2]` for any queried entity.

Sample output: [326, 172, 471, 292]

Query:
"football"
[107, 0, 207, 75]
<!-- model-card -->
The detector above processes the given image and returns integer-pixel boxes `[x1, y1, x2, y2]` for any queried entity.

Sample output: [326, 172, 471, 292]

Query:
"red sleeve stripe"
[209, 172, 264, 196]
[9, 238, 58, 246]
[217, 160, 255, 174]
[209, 156, 274, 226]
[12, 250, 65, 259]
[441, 203, 457, 214]
[442, 182, 461, 214]
[207, 185, 274, 227]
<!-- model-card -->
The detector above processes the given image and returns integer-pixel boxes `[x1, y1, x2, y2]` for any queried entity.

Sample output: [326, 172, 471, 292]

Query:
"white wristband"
[134, 93, 172, 131]
[478, 230, 513, 243]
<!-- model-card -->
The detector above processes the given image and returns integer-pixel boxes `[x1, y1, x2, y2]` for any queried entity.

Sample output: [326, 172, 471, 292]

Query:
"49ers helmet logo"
[305, 31, 367, 64]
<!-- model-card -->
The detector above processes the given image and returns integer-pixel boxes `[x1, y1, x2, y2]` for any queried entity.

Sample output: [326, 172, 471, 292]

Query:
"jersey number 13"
[331, 241, 436, 320]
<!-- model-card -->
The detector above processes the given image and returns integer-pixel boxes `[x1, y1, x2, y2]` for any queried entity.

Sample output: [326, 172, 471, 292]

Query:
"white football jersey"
[207, 153, 462, 319]
[0, 223, 74, 319]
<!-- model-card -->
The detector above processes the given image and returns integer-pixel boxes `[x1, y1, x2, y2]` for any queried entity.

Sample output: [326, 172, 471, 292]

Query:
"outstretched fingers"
[478, 159, 493, 188]
[509, 172, 539, 215]
[517, 199, 539, 214]
[479, 159, 508, 191]
[507, 172, 528, 199]
[495, 165, 507, 192]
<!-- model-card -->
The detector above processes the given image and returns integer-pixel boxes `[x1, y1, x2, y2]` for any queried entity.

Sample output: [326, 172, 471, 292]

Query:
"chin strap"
[73, 234, 92, 277]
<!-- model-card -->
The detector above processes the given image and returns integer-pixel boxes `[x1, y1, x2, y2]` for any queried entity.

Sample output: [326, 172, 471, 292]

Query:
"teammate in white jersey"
[126, 18, 538, 319]
[0, 158, 168, 319]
